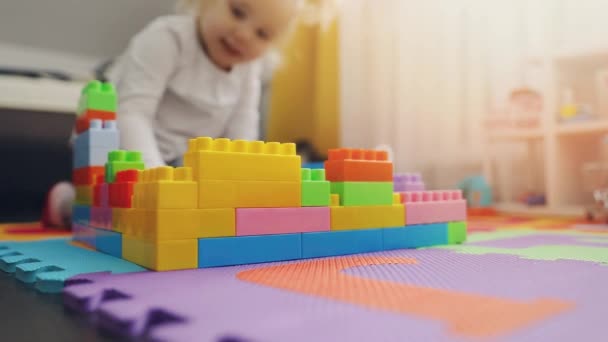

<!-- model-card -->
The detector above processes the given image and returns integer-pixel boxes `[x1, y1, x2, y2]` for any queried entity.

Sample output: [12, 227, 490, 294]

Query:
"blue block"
[72, 204, 91, 225]
[198, 234, 302, 268]
[73, 223, 96, 249]
[383, 223, 449, 250]
[302, 229, 383, 259]
[73, 146, 115, 168]
[95, 229, 122, 258]
[0, 239, 144, 293]
[74, 120, 120, 148]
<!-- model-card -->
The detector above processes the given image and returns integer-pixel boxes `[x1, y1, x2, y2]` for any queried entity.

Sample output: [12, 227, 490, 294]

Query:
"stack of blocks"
[72, 81, 468, 271]
[72, 81, 119, 249]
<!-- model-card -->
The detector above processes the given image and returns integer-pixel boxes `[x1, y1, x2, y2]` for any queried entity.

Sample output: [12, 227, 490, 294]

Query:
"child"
[109, 0, 303, 167]
[43, 0, 306, 227]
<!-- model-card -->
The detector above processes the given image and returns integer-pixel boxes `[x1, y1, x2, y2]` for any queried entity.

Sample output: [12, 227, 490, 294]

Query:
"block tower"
[71, 81, 119, 245]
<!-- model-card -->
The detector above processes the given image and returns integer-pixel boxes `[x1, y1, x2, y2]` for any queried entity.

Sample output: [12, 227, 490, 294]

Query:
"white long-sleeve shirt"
[108, 15, 262, 167]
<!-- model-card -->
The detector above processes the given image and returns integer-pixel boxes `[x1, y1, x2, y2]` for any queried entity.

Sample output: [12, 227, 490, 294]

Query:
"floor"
[1, 214, 607, 342]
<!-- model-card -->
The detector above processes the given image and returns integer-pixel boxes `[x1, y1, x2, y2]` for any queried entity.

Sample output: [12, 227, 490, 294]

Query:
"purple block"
[394, 173, 426, 192]
[64, 248, 607, 342]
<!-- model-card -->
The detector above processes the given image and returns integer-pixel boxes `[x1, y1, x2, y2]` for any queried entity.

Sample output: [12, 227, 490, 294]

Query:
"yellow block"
[75, 186, 93, 205]
[198, 208, 236, 238]
[123, 236, 198, 271]
[184, 137, 301, 182]
[393, 193, 402, 204]
[123, 234, 145, 267]
[331, 194, 340, 207]
[199, 180, 301, 209]
[331, 205, 405, 230]
[134, 167, 198, 209]
[127, 209, 236, 241]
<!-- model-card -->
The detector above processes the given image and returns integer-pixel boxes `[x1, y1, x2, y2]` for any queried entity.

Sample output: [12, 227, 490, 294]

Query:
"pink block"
[100, 184, 109, 208]
[236, 207, 330, 236]
[405, 200, 467, 225]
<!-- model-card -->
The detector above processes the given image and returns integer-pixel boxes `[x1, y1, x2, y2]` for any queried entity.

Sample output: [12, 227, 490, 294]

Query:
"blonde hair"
[176, 0, 339, 28]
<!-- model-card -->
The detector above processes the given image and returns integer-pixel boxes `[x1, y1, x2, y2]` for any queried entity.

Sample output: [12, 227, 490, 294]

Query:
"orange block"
[75, 109, 116, 134]
[73, 167, 105, 186]
[325, 148, 393, 182]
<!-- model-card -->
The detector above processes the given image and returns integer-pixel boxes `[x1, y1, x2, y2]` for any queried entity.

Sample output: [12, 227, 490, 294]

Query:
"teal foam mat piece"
[0, 238, 145, 293]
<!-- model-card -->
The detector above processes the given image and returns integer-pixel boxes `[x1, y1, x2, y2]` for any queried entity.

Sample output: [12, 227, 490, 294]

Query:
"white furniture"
[484, 45, 608, 216]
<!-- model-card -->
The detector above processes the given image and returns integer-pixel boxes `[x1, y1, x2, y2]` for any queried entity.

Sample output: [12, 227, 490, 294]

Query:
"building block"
[105, 150, 145, 183]
[198, 234, 302, 268]
[133, 167, 197, 209]
[330, 205, 405, 230]
[93, 176, 109, 207]
[198, 180, 301, 208]
[448, 221, 467, 244]
[74, 145, 116, 169]
[73, 167, 105, 186]
[196, 209, 236, 238]
[74, 119, 120, 149]
[75, 110, 117, 134]
[95, 228, 122, 258]
[301, 168, 331, 206]
[123, 236, 198, 271]
[184, 137, 301, 182]
[112, 208, 130, 233]
[331, 194, 340, 206]
[109, 170, 139, 208]
[383, 223, 449, 250]
[77, 80, 117, 115]
[236, 207, 330, 236]
[301, 229, 383, 259]
[394, 173, 426, 192]
[330, 182, 394, 206]
[125, 209, 235, 241]
[90, 207, 112, 230]
[403, 191, 467, 225]
[325, 149, 392, 182]
[75, 185, 94, 205]
[72, 204, 91, 225]
[73, 223, 96, 248]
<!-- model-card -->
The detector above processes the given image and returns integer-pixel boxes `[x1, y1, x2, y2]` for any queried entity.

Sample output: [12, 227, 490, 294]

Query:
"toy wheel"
[586, 211, 595, 222]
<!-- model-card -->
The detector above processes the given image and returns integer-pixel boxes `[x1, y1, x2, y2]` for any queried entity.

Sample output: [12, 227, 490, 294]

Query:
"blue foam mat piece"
[0, 238, 144, 293]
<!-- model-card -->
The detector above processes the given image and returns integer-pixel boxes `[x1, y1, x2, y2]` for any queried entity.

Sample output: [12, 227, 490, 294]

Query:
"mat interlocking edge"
[64, 240, 608, 342]
[0, 239, 145, 293]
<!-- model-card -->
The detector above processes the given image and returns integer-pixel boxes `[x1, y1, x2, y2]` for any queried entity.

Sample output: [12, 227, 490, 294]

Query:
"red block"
[73, 167, 105, 186]
[109, 170, 139, 208]
[75, 109, 117, 134]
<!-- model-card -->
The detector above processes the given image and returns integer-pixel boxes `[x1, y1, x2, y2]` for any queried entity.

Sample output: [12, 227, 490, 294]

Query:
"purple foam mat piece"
[471, 234, 608, 248]
[64, 249, 608, 342]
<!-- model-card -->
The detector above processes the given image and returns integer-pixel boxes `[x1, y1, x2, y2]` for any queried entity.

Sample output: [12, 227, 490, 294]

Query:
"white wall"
[0, 0, 173, 58]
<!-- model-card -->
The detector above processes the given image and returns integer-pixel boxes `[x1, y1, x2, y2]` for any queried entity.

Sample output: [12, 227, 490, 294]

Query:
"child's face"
[200, 0, 298, 70]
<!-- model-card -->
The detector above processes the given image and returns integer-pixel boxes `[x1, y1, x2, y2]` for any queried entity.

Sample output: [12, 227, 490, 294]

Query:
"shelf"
[555, 120, 608, 136]
[495, 202, 584, 218]
[487, 129, 545, 141]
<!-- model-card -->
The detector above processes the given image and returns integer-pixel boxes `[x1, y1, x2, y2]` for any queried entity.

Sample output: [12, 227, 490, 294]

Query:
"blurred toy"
[457, 175, 492, 208]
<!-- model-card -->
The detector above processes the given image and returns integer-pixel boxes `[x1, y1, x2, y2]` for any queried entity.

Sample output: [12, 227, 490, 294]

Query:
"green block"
[105, 150, 145, 183]
[448, 221, 467, 244]
[301, 168, 331, 206]
[330, 182, 393, 206]
[78, 80, 117, 115]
